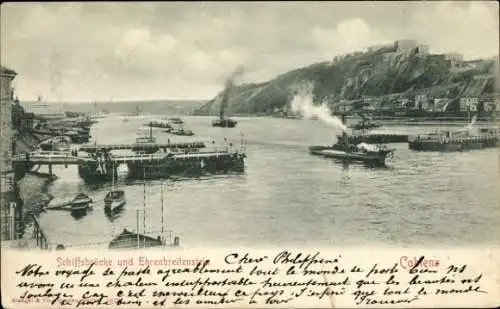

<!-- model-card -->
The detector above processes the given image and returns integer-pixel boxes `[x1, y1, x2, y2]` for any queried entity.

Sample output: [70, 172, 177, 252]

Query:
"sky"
[1, 1, 498, 102]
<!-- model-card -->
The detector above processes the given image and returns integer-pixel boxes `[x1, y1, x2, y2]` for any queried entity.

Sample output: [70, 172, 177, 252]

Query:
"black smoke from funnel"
[220, 66, 245, 118]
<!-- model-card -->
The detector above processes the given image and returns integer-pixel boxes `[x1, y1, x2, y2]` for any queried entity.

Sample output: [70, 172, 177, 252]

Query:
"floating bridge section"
[78, 141, 206, 152]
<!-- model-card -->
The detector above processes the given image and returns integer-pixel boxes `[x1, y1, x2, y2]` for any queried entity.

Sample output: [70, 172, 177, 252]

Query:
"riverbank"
[5, 171, 55, 250]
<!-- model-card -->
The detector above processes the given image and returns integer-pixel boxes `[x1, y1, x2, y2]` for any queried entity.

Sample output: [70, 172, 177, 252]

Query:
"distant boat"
[164, 128, 195, 136]
[25, 96, 66, 121]
[212, 118, 237, 128]
[88, 101, 107, 119]
[348, 113, 381, 131]
[164, 123, 194, 136]
[163, 117, 184, 125]
[147, 120, 173, 129]
[132, 124, 158, 153]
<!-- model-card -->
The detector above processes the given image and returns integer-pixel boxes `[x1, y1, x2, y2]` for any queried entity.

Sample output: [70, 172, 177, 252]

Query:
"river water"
[35, 115, 499, 249]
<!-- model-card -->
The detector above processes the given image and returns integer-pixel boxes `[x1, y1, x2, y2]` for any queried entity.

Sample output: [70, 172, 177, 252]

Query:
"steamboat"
[310, 132, 395, 166]
[212, 74, 237, 128]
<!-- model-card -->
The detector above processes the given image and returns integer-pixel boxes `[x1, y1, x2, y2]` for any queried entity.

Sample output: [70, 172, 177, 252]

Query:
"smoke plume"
[289, 82, 347, 132]
[225, 65, 245, 87]
[220, 65, 245, 111]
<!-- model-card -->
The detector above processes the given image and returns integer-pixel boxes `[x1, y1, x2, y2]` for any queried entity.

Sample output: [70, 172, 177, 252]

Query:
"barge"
[146, 120, 173, 129]
[336, 133, 409, 144]
[408, 127, 498, 151]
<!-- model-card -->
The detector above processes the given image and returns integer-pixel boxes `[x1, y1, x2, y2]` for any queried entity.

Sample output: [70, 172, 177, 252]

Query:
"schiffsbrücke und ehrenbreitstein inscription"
[3, 249, 498, 308]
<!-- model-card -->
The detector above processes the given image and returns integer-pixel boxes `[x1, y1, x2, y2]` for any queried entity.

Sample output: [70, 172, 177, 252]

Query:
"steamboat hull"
[408, 136, 498, 152]
[126, 153, 246, 179]
[212, 119, 237, 128]
[309, 146, 390, 166]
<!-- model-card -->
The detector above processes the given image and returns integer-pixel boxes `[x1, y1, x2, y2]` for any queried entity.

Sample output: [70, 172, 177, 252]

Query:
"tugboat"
[310, 132, 395, 166]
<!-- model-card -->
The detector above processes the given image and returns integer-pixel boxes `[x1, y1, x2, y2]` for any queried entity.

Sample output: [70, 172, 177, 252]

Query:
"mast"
[143, 167, 146, 238]
[136, 209, 140, 249]
[112, 160, 115, 190]
[161, 179, 164, 244]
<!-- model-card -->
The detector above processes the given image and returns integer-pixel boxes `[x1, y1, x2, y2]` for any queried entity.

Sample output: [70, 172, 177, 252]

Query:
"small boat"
[104, 190, 126, 212]
[104, 161, 125, 212]
[39, 136, 72, 152]
[70, 193, 93, 216]
[108, 229, 180, 250]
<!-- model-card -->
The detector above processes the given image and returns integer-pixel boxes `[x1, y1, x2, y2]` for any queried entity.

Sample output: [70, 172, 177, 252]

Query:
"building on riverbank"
[1, 66, 19, 241]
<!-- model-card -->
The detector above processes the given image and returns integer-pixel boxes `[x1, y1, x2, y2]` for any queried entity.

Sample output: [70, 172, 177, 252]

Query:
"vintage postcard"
[1, 1, 499, 308]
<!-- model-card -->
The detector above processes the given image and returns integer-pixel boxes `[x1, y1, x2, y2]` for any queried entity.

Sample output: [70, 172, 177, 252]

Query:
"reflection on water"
[35, 116, 500, 248]
[105, 206, 125, 222]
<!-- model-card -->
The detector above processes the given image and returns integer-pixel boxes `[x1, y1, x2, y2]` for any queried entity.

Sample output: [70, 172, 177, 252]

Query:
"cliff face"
[195, 49, 498, 115]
